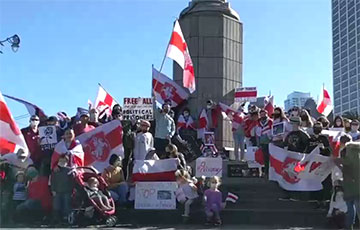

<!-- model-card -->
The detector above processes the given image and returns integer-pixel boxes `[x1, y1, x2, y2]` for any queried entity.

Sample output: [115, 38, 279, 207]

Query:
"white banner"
[195, 157, 223, 177]
[135, 182, 177, 210]
[123, 97, 153, 120]
[245, 146, 264, 168]
[39, 125, 58, 151]
[234, 87, 257, 103]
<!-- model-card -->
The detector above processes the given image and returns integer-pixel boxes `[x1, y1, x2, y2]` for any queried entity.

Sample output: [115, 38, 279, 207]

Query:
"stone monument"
[173, 0, 243, 147]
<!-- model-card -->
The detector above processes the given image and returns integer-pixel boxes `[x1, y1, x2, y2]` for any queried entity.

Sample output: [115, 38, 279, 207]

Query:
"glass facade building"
[332, 0, 360, 115]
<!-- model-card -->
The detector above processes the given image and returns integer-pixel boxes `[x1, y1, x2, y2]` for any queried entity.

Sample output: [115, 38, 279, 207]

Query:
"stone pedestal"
[173, 0, 243, 147]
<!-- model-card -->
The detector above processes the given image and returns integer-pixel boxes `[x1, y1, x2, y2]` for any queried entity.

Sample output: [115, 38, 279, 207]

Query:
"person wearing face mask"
[153, 102, 176, 158]
[203, 100, 221, 133]
[102, 154, 128, 206]
[299, 109, 313, 131]
[327, 183, 347, 229]
[0, 148, 33, 179]
[308, 122, 332, 156]
[349, 120, 360, 141]
[271, 107, 290, 147]
[231, 105, 246, 161]
[133, 120, 154, 161]
[21, 115, 42, 169]
[317, 116, 330, 130]
[50, 155, 73, 224]
[284, 116, 310, 153]
[73, 111, 95, 137]
[111, 104, 123, 121]
[256, 109, 273, 176]
[244, 106, 259, 147]
[333, 116, 344, 128]
[88, 108, 101, 127]
[343, 118, 352, 133]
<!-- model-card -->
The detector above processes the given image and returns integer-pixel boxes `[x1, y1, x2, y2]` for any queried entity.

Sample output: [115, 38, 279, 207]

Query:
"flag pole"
[98, 83, 120, 105]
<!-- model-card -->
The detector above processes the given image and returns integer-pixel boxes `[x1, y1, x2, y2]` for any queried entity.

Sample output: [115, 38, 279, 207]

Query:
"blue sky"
[0, 0, 332, 127]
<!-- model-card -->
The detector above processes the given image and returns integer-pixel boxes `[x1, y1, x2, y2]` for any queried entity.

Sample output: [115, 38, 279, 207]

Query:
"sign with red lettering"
[195, 157, 223, 177]
[123, 97, 153, 120]
[135, 182, 177, 210]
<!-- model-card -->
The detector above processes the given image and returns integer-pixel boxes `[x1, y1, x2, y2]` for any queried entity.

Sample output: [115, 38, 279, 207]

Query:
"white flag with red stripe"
[94, 85, 117, 117]
[219, 102, 244, 132]
[3, 94, 46, 118]
[235, 87, 257, 103]
[0, 91, 28, 155]
[166, 20, 195, 93]
[226, 192, 239, 203]
[132, 158, 179, 182]
[322, 129, 345, 157]
[197, 109, 209, 139]
[51, 139, 84, 170]
[269, 144, 333, 191]
[264, 95, 274, 117]
[177, 114, 195, 132]
[152, 67, 189, 107]
[77, 120, 124, 172]
[317, 87, 333, 117]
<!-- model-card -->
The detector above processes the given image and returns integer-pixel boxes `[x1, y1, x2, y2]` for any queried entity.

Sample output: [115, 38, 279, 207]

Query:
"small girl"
[175, 169, 199, 223]
[204, 176, 223, 226]
[86, 177, 112, 211]
[11, 171, 27, 221]
[327, 183, 347, 229]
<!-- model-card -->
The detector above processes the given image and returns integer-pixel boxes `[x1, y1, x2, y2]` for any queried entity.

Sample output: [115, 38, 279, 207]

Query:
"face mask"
[313, 128, 322, 135]
[207, 105, 212, 109]
[337, 191, 344, 197]
[336, 121, 342, 126]
[58, 161, 67, 167]
[183, 112, 189, 117]
[351, 126, 358, 132]
[30, 120, 39, 127]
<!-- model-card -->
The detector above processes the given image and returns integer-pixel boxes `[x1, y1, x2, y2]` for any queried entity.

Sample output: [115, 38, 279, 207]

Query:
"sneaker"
[214, 220, 222, 226]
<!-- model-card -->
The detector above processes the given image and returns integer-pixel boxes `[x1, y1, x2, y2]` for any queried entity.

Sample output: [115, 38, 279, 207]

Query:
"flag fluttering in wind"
[94, 84, 117, 117]
[264, 95, 274, 117]
[3, 94, 46, 118]
[152, 67, 189, 107]
[0, 91, 28, 155]
[166, 20, 195, 94]
[317, 87, 333, 117]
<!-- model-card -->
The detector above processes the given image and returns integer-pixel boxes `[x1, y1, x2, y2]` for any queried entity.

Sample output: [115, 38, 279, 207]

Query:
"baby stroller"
[67, 167, 117, 227]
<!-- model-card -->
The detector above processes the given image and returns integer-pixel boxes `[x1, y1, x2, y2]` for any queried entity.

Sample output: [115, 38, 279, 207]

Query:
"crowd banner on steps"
[123, 97, 153, 121]
[234, 87, 257, 103]
[135, 181, 177, 210]
[195, 157, 222, 177]
[245, 146, 264, 168]
[39, 125, 58, 151]
[269, 143, 333, 191]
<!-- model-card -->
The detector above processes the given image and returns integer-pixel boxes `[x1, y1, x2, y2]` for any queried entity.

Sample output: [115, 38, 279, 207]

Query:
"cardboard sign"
[272, 122, 285, 136]
[245, 146, 263, 168]
[234, 87, 257, 103]
[195, 157, 223, 177]
[135, 182, 177, 210]
[39, 126, 58, 151]
[123, 97, 153, 121]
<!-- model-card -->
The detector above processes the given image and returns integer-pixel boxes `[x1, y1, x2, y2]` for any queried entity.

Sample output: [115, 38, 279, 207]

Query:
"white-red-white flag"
[225, 192, 239, 203]
[177, 114, 195, 132]
[197, 109, 209, 139]
[132, 158, 179, 182]
[235, 87, 257, 103]
[51, 139, 84, 170]
[152, 67, 189, 107]
[264, 95, 274, 117]
[94, 85, 117, 117]
[166, 20, 195, 93]
[0, 91, 28, 155]
[317, 87, 333, 117]
[3, 94, 46, 119]
[219, 102, 245, 132]
[269, 144, 333, 191]
[77, 120, 124, 172]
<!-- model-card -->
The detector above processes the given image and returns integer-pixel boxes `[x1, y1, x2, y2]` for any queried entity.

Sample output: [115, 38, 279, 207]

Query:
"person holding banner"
[244, 106, 259, 147]
[73, 111, 95, 137]
[256, 109, 272, 176]
[284, 116, 310, 153]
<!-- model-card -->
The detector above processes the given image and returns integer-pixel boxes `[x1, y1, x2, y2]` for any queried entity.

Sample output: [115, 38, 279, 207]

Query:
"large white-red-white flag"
[132, 158, 179, 182]
[264, 95, 274, 117]
[152, 67, 189, 107]
[94, 85, 117, 117]
[317, 87, 333, 117]
[77, 120, 124, 172]
[166, 20, 195, 93]
[51, 139, 85, 170]
[218, 102, 245, 132]
[3, 94, 47, 118]
[269, 144, 333, 191]
[0, 91, 28, 155]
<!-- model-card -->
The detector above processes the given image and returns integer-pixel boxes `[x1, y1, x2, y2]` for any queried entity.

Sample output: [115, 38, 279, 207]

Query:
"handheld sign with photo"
[123, 97, 153, 121]
[272, 122, 285, 136]
[204, 132, 215, 146]
[39, 125, 58, 151]
[135, 182, 177, 210]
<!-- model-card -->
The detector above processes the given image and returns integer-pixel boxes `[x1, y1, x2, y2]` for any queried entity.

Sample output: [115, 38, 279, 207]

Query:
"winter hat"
[26, 167, 39, 179]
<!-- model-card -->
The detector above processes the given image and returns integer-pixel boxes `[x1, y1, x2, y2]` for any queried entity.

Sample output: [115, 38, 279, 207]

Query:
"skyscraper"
[332, 0, 360, 115]
[284, 91, 312, 112]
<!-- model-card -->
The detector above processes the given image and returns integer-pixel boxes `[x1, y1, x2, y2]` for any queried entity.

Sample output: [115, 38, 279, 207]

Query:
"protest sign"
[135, 182, 177, 210]
[272, 122, 285, 136]
[195, 157, 222, 177]
[123, 97, 153, 121]
[39, 126, 58, 151]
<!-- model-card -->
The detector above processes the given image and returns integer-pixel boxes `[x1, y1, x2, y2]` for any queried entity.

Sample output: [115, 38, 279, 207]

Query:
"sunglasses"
[31, 119, 39, 121]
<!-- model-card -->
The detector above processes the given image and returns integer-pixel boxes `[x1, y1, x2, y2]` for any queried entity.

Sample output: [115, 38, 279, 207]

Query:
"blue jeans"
[345, 198, 360, 229]
[110, 183, 128, 205]
[53, 193, 72, 219]
[233, 132, 245, 161]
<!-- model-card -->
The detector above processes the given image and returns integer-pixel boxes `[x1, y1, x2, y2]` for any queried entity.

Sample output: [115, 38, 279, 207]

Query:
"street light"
[0, 34, 20, 53]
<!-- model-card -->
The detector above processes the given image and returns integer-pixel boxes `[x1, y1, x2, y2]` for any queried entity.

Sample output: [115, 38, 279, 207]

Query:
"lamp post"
[0, 34, 20, 53]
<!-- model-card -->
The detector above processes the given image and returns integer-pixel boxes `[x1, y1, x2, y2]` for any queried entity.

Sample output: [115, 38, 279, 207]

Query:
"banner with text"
[123, 97, 153, 120]
[135, 181, 177, 210]
[195, 157, 223, 177]
[234, 87, 257, 103]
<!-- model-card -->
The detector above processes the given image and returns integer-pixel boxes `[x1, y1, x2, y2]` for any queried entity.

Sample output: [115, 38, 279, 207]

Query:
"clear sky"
[0, 0, 332, 127]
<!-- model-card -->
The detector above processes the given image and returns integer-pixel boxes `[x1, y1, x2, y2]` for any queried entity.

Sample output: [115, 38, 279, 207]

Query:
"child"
[11, 171, 27, 221]
[327, 183, 347, 229]
[86, 177, 112, 211]
[204, 176, 223, 226]
[51, 155, 74, 223]
[175, 169, 199, 222]
[133, 120, 154, 161]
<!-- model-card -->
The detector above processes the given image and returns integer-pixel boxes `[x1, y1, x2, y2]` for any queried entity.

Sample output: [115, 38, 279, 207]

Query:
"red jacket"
[244, 117, 258, 138]
[21, 127, 42, 164]
[28, 176, 52, 212]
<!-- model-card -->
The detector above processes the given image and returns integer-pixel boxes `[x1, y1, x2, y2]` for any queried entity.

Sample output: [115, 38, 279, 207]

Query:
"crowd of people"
[0, 98, 359, 228]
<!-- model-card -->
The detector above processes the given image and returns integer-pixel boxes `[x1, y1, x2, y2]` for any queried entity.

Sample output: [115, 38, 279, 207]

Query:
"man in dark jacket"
[308, 122, 332, 156]
[284, 116, 310, 153]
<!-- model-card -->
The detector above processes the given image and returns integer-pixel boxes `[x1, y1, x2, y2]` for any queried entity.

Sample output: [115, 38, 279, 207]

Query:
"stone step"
[226, 198, 320, 210]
